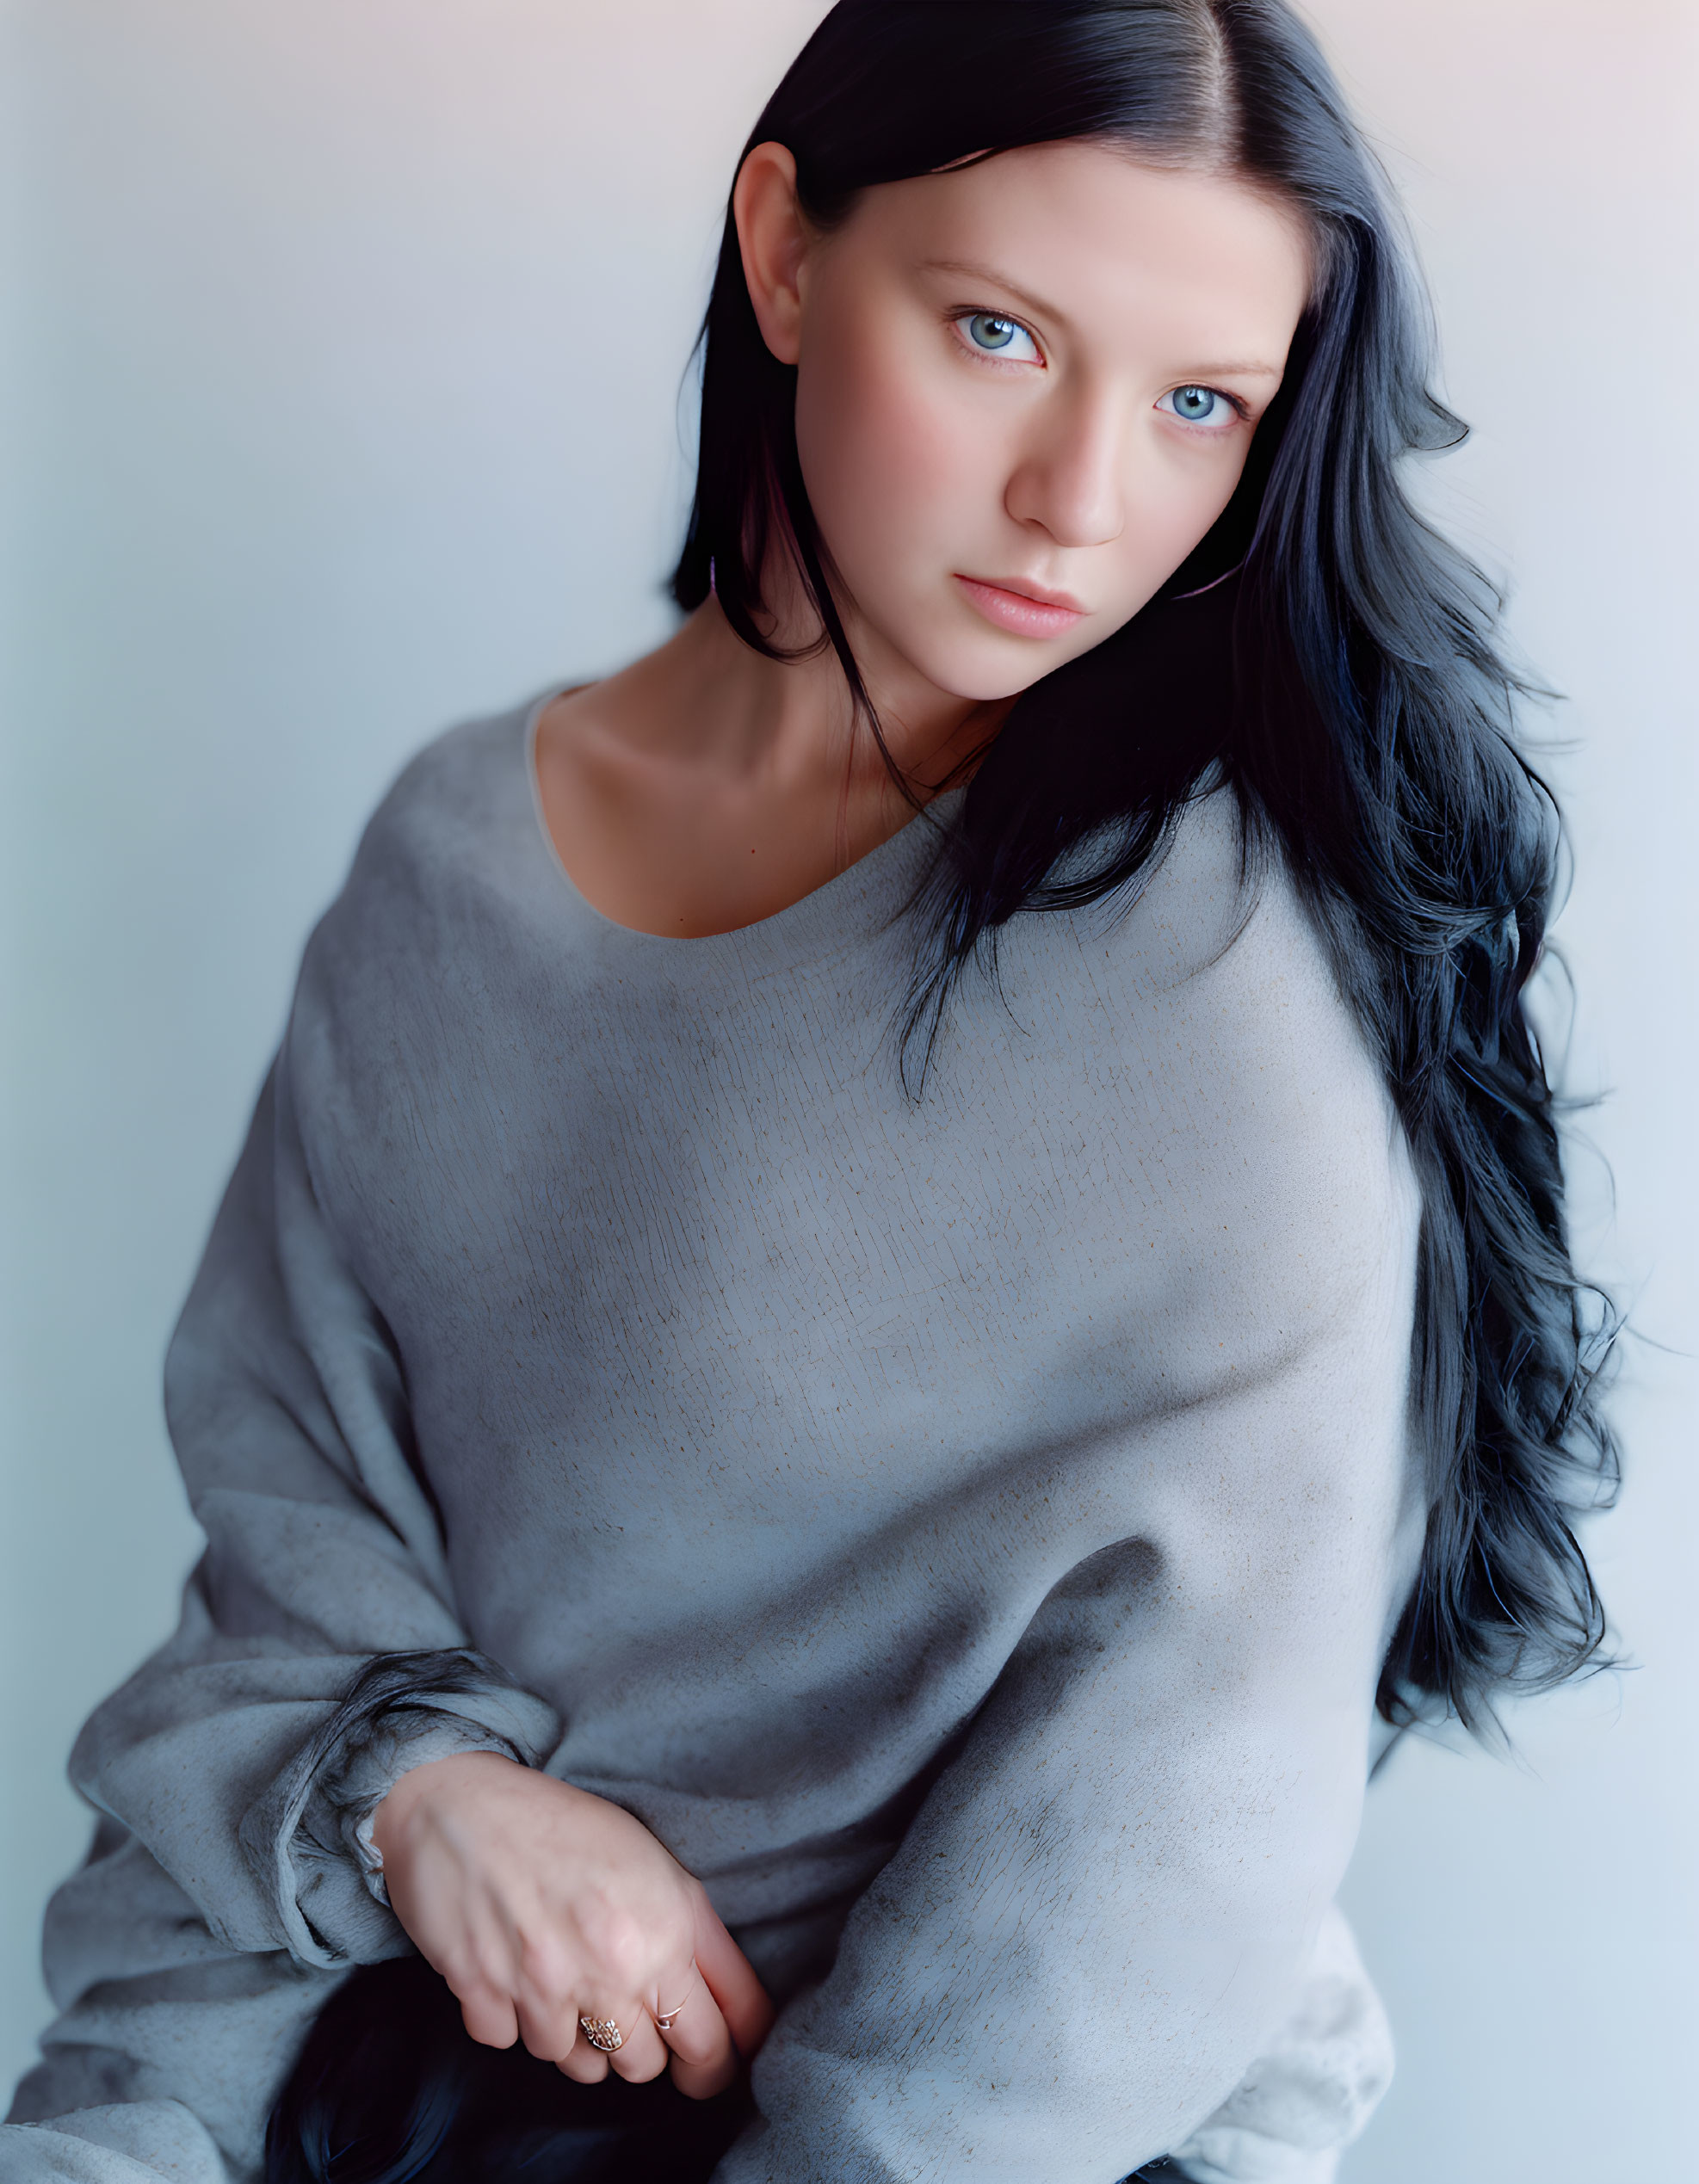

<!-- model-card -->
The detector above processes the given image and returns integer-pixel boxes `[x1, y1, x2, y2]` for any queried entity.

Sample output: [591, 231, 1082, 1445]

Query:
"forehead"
[836, 139, 1313, 346]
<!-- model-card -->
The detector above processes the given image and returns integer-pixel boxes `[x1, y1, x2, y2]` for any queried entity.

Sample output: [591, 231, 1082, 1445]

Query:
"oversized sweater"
[3, 692, 1423, 2184]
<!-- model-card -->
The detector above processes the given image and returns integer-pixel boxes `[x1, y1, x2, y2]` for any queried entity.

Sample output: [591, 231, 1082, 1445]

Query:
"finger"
[514, 1986, 584, 2067]
[556, 2034, 609, 2085]
[510, 1931, 583, 2064]
[565, 2005, 638, 2086]
[651, 1964, 721, 2063]
[691, 1899, 776, 2062]
[606, 2002, 670, 2086]
[452, 1977, 520, 2051]
[653, 1965, 738, 2100]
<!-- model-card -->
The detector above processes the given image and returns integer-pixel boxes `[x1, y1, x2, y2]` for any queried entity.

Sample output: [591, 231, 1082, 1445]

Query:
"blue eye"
[1160, 385, 1237, 427]
[961, 312, 1040, 361]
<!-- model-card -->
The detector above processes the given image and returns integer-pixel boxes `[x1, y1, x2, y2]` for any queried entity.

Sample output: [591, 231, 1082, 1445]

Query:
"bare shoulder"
[531, 676, 628, 774]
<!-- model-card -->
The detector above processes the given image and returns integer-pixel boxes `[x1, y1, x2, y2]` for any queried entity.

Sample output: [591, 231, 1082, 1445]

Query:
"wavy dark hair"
[671, 0, 1620, 1734]
[264, 8, 1620, 2178]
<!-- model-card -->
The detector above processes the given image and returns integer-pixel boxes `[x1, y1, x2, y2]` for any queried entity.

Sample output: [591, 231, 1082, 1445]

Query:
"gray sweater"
[4, 695, 1422, 2183]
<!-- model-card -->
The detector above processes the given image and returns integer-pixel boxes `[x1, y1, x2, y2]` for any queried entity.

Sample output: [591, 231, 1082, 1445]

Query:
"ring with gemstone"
[579, 2014, 624, 2053]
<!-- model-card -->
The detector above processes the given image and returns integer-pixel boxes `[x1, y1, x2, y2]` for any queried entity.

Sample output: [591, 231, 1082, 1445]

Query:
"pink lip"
[954, 574, 1087, 639]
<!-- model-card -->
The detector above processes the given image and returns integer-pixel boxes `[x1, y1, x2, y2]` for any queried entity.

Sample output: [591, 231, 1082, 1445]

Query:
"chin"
[906, 628, 1092, 707]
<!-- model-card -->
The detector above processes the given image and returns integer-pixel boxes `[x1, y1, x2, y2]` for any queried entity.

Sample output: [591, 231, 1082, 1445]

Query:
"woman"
[3, 3, 1616, 2181]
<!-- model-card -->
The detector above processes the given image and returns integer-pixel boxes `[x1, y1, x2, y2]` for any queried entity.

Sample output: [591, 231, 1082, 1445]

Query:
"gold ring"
[579, 2014, 624, 2053]
[654, 1995, 690, 2032]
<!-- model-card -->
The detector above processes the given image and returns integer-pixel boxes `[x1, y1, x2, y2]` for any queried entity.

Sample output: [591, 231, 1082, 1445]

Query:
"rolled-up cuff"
[1167, 1903, 1393, 2184]
[330, 1711, 527, 1911]
[238, 1648, 560, 1969]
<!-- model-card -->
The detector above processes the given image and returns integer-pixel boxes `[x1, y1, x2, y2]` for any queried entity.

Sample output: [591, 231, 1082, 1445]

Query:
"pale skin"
[372, 137, 1311, 2091]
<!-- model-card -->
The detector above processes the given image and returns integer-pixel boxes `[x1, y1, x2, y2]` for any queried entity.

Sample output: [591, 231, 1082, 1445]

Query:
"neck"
[532, 541, 1018, 938]
[638, 547, 1010, 827]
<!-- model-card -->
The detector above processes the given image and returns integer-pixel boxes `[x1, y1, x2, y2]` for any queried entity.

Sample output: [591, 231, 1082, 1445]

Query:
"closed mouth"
[959, 575, 1087, 614]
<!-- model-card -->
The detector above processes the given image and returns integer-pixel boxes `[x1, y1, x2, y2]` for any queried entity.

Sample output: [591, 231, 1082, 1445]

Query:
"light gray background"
[3, 4, 1694, 2178]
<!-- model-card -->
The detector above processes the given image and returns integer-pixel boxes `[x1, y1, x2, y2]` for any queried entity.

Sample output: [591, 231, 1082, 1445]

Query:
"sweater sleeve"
[713, 1112, 1423, 2184]
[61, 1043, 561, 1976]
[1165, 1901, 1394, 2184]
[3, 1817, 342, 2182]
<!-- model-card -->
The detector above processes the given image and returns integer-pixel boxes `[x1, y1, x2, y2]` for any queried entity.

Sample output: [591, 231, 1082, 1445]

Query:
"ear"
[733, 141, 809, 367]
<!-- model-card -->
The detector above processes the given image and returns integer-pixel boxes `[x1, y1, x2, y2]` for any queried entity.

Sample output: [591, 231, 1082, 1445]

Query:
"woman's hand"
[369, 1750, 774, 2096]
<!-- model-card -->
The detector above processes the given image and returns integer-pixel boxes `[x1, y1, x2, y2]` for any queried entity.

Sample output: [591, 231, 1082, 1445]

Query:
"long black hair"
[672, 0, 1619, 1734]
[269, 8, 1618, 2175]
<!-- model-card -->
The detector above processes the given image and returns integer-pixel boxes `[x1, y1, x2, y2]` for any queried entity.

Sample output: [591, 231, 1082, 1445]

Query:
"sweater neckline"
[517, 682, 959, 976]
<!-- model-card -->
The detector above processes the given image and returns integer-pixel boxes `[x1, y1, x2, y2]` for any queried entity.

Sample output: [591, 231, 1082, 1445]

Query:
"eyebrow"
[917, 256, 1287, 380]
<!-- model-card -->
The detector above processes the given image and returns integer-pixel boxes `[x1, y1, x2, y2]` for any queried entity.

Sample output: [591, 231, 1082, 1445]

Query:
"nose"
[1002, 382, 1127, 550]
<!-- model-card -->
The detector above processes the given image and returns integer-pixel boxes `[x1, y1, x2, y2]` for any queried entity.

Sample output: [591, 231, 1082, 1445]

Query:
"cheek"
[1107, 442, 1250, 596]
[794, 331, 989, 574]
[1177, 447, 1249, 543]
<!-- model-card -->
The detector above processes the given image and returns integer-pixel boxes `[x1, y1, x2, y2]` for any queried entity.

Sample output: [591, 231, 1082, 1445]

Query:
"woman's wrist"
[368, 1745, 524, 1868]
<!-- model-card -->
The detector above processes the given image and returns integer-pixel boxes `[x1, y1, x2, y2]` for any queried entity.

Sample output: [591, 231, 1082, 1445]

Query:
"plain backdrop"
[3, 4, 1695, 2178]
